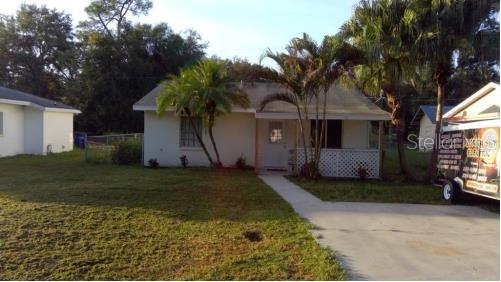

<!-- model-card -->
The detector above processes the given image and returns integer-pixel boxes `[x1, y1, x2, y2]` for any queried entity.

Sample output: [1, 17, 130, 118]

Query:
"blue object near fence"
[74, 132, 87, 148]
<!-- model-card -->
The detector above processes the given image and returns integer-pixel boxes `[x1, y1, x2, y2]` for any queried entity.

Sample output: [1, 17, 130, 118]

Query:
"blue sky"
[0, 0, 359, 63]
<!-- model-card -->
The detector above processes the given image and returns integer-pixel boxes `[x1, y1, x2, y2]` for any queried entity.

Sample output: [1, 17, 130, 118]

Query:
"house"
[0, 86, 80, 157]
[410, 105, 454, 151]
[133, 82, 391, 178]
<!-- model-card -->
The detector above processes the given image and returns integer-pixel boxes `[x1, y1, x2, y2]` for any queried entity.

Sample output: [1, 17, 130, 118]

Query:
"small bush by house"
[111, 140, 142, 165]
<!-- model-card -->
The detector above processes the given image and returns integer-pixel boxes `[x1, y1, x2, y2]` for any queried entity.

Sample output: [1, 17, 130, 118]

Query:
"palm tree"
[286, 33, 364, 172]
[412, 0, 495, 180]
[188, 59, 250, 166]
[258, 48, 317, 176]
[259, 33, 361, 178]
[157, 70, 214, 164]
[157, 59, 250, 167]
[340, 0, 419, 180]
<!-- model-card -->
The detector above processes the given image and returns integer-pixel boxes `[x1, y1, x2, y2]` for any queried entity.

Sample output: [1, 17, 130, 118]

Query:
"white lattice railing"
[296, 148, 380, 178]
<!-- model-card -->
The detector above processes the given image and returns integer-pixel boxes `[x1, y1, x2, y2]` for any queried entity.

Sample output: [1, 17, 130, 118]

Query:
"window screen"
[310, 120, 342, 149]
[180, 117, 202, 147]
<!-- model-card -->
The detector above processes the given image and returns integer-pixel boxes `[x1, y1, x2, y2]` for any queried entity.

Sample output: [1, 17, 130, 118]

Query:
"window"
[0, 112, 3, 136]
[269, 121, 284, 143]
[180, 117, 202, 147]
[310, 120, 342, 148]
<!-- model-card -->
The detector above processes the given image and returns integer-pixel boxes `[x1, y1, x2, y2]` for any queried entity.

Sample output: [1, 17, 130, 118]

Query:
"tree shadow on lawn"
[0, 155, 293, 222]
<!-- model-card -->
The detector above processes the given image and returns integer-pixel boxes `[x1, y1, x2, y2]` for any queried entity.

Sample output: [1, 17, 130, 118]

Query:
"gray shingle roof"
[134, 82, 391, 119]
[0, 86, 78, 110]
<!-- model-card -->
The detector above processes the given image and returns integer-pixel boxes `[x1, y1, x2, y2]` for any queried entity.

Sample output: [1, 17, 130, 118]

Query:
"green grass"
[382, 148, 431, 182]
[290, 178, 445, 204]
[290, 148, 444, 204]
[0, 151, 344, 280]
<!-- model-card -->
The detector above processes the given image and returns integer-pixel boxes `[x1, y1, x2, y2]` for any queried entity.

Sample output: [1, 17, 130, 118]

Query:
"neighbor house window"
[310, 120, 342, 149]
[180, 117, 202, 147]
[0, 112, 3, 136]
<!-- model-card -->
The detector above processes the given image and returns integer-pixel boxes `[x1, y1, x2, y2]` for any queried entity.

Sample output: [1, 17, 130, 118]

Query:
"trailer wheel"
[442, 180, 459, 204]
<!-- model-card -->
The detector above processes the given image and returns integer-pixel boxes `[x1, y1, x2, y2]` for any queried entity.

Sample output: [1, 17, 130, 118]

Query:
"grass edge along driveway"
[0, 151, 344, 280]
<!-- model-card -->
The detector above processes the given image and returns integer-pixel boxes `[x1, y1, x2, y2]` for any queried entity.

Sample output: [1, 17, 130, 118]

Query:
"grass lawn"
[290, 178, 445, 204]
[0, 151, 344, 280]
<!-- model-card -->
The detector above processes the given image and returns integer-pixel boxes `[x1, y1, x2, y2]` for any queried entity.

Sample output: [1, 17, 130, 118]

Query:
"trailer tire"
[442, 180, 460, 204]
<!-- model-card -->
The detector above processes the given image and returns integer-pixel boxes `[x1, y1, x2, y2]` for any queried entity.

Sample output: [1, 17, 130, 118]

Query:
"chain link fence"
[81, 133, 143, 164]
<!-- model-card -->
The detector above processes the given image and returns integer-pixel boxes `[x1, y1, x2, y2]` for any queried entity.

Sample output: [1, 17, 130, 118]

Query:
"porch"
[255, 118, 385, 179]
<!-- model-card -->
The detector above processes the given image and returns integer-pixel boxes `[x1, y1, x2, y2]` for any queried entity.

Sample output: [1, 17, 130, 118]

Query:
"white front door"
[262, 120, 288, 170]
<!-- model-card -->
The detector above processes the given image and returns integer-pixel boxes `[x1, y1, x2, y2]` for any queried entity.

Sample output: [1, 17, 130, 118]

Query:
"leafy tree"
[76, 0, 206, 133]
[0, 4, 76, 100]
[412, 0, 497, 180]
[81, 0, 152, 42]
[157, 59, 250, 166]
[340, 0, 419, 180]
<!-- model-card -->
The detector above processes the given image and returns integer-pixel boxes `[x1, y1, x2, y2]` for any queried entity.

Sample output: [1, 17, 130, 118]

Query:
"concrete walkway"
[259, 175, 500, 281]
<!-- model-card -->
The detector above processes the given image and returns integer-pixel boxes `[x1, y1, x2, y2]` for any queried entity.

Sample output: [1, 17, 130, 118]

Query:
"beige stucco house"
[0, 86, 80, 157]
[133, 82, 391, 178]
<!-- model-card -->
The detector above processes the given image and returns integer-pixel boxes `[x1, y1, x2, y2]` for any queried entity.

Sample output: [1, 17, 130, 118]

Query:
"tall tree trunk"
[188, 116, 214, 165]
[207, 115, 222, 167]
[386, 86, 412, 180]
[425, 80, 446, 181]
[296, 106, 309, 165]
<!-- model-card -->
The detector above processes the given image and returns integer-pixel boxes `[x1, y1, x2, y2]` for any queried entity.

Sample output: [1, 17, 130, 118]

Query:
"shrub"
[148, 158, 159, 168]
[357, 163, 368, 180]
[235, 154, 247, 170]
[299, 161, 321, 180]
[111, 140, 142, 165]
[180, 155, 188, 168]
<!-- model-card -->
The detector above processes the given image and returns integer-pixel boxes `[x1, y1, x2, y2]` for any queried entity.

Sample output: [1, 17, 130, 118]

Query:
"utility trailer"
[436, 82, 500, 203]
[437, 121, 500, 202]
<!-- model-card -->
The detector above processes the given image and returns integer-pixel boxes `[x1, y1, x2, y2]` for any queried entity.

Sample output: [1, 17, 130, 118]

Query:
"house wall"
[418, 116, 435, 152]
[0, 103, 24, 157]
[143, 111, 255, 167]
[23, 107, 44, 154]
[43, 111, 74, 154]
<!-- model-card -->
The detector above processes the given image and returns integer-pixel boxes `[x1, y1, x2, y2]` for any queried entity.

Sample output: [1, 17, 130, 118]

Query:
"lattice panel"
[296, 148, 380, 178]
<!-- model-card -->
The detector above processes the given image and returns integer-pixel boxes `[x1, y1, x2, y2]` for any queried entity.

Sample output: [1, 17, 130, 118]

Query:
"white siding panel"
[43, 111, 74, 154]
[143, 112, 256, 167]
[0, 103, 24, 157]
[418, 116, 436, 151]
[23, 107, 44, 154]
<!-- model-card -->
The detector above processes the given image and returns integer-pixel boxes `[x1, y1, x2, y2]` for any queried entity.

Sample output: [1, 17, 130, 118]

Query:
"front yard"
[290, 149, 499, 212]
[0, 151, 343, 280]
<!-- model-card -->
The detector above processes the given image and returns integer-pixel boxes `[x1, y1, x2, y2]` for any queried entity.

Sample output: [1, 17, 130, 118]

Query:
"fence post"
[84, 132, 88, 162]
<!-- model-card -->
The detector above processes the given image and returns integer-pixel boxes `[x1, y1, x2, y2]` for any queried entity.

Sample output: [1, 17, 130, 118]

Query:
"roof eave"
[444, 82, 499, 119]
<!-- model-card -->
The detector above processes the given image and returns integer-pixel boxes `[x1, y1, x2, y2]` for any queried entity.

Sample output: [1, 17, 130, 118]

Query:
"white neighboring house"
[0, 86, 80, 157]
[410, 105, 454, 151]
[133, 82, 391, 178]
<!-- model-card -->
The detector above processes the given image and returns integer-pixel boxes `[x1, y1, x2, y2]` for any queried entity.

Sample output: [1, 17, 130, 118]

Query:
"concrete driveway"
[259, 175, 500, 281]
